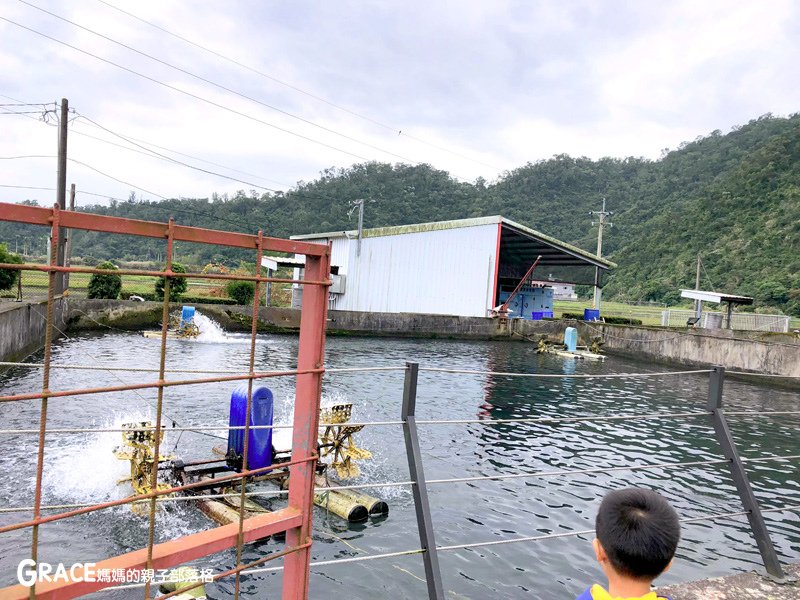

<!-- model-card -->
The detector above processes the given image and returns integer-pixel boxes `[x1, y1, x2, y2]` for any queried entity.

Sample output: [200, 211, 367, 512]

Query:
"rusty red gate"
[0, 202, 331, 599]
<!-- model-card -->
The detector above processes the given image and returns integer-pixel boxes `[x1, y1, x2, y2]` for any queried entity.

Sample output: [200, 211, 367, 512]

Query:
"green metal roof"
[291, 215, 616, 269]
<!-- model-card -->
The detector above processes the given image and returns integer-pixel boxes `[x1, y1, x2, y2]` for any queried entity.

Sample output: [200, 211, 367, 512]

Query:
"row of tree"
[1, 113, 797, 314]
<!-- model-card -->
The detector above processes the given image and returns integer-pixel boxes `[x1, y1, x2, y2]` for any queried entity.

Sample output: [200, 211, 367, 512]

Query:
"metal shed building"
[289, 216, 615, 318]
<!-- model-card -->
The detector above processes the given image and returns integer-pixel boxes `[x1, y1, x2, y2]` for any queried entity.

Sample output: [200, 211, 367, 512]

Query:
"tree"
[226, 280, 256, 305]
[87, 261, 122, 299]
[155, 262, 188, 302]
[0, 243, 23, 291]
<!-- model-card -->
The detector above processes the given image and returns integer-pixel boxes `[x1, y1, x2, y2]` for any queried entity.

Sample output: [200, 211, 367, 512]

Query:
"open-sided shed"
[290, 216, 615, 318]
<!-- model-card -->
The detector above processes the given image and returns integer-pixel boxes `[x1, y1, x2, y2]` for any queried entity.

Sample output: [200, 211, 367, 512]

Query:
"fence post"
[402, 362, 445, 600]
[707, 366, 785, 578]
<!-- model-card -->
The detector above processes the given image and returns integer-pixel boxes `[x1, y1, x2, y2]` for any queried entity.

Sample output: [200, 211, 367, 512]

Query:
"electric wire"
[0, 99, 376, 207]
[2, 454, 797, 514]
[0, 15, 378, 163]
[418, 367, 712, 378]
[93, 0, 504, 172]
[69, 120, 276, 192]
[70, 123, 291, 188]
[19, 0, 422, 166]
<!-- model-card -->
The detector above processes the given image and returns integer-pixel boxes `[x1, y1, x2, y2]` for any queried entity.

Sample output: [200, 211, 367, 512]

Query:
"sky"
[1, 0, 798, 206]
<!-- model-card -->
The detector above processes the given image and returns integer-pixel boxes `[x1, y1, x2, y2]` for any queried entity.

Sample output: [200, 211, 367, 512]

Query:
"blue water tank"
[227, 384, 274, 471]
[564, 327, 578, 352]
[583, 308, 600, 322]
[180, 306, 196, 328]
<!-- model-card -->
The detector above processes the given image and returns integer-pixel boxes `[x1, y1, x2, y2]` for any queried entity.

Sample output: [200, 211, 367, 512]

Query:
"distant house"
[286, 216, 614, 318]
[530, 279, 578, 300]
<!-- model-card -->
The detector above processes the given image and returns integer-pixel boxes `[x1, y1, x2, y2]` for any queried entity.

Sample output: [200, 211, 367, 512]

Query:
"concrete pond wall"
[0, 298, 66, 363]
[2, 298, 798, 381]
[575, 321, 800, 378]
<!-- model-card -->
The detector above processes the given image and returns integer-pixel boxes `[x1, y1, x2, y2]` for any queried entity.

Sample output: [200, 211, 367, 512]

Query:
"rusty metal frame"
[0, 202, 331, 599]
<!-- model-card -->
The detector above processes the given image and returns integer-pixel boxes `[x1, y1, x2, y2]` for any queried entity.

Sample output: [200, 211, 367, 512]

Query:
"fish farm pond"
[1, 318, 799, 598]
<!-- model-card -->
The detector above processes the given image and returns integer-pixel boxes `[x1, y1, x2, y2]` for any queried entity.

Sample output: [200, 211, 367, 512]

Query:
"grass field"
[9, 271, 800, 329]
[19, 270, 225, 298]
[553, 299, 671, 326]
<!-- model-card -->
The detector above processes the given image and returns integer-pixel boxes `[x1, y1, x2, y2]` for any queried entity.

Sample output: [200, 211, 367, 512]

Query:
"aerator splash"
[142, 305, 200, 339]
[112, 385, 388, 525]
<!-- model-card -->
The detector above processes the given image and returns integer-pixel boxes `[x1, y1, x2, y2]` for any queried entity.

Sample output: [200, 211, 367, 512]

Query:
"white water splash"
[191, 312, 240, 343]
[42, 413, 162, 503]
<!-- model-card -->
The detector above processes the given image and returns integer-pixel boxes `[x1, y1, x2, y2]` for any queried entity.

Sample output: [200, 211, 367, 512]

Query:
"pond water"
[0, 319, 799, 599]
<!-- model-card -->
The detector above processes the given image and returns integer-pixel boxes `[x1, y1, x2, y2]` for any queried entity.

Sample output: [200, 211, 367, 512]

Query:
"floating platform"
[142, 331, 186, 339]
[552, 349, 606, 361]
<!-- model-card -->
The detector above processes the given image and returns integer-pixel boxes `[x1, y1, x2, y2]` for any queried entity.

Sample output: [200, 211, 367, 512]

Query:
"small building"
[287, 216, 615, 318]
[530, 279, 578, 300]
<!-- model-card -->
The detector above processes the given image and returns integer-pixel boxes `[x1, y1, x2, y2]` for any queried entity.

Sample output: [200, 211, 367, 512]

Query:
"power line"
[2, 100, 292, 190]
[67, 158, 167, 200]
[0, 105, 348, 206]
[72, 123, 291, 188]
[19, 0, 421, 165]
[0, 15, 375, 163]
[94, 0, 504, 172]
[73, 113, 277, 193]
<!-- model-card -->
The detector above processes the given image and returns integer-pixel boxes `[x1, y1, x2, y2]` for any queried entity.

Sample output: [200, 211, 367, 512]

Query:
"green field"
[19, 270, 225, 298]
[555, 299, 800, 329]
[10, 271, 799, 329]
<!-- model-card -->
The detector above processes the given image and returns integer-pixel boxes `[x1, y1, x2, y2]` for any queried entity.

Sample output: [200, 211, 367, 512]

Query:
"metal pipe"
[144, 219, 174, 599]
[403, 362, 445, 600]
[234, 231, 264, 600]
[706, 366, 785, 578]
[283, 244, 331, 599]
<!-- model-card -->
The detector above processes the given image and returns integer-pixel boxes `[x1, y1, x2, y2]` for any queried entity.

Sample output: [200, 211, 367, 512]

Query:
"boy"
[577, 488, 680, 600]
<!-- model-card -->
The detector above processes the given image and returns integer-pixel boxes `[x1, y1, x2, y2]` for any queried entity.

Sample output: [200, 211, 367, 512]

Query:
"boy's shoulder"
[575, 584, 672, 600]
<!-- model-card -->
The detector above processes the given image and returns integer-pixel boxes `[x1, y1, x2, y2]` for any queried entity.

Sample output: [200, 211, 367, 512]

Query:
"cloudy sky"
[1, 0, 798, 206]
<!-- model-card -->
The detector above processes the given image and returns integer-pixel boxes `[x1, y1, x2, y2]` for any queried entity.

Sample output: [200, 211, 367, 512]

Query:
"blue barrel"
[583, 309, 600, 322]
[180, 306, 196, 328]
[531, 311, 544, 320]
[543, 311, 554, 319]
[227, 384, 274, 471]
[564, 327, 578, 352]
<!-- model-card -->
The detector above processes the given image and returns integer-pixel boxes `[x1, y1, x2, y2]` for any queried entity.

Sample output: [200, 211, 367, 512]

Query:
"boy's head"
[593, 488, 680, 582]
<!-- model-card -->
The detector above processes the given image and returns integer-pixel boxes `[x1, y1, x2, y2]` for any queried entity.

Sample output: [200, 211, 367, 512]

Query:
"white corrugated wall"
[337, 223, 498, 317]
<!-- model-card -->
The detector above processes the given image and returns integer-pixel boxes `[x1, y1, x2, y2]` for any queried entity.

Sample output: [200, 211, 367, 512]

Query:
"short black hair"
[596, 488, 680, 580]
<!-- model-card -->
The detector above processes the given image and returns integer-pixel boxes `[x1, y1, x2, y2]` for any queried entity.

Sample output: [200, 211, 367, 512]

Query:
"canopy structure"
[680, 290, 754, 306]
[289, 216, 615, 318]
[680, 289, 754, 329]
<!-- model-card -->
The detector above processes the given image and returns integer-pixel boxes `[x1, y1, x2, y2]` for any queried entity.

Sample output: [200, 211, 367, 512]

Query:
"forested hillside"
[2, 114, 798, 315]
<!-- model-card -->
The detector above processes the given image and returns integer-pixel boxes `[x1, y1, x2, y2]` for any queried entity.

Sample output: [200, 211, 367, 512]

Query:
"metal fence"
[0, 202, 331, 599]
[661, 309, 791, 332]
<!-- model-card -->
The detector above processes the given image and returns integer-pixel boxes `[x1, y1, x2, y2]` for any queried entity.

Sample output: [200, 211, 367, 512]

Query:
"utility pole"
[694, 253, 702, 321]
[63, 183, 76, 291]
[589, 198, 613, 311]
[348, 199, 370, 257]
[55, 98, 69, 294]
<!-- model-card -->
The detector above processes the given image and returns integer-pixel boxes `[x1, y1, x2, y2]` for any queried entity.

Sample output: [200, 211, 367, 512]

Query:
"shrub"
[226, 280, 256, 305]
[154, 262, 188, 302]
[87, 261, 122, 299]
[0, 244, 23, 291]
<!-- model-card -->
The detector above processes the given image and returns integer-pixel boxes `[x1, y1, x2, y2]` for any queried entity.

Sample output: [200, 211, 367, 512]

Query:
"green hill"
[2, 113, 798, 315]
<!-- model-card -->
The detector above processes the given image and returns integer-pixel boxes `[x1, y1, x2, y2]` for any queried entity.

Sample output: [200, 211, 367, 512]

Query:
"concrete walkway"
[658, 564, 799, 599]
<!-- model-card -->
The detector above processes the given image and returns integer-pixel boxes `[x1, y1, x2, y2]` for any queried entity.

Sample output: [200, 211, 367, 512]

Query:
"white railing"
[661, 309, 790, 332]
